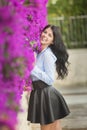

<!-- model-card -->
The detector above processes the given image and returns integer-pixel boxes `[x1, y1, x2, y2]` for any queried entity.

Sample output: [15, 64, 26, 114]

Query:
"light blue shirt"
[31, 47, 57, 85]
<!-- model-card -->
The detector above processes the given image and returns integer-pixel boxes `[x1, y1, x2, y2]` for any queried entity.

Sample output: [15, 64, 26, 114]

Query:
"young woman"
[27, 25, 70, 130]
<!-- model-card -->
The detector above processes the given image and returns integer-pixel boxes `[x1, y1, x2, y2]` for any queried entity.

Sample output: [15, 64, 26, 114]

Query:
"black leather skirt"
[27, 80, 70, 125]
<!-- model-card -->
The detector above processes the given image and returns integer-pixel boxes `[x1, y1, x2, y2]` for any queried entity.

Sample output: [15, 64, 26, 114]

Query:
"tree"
[48, 0, 87, 17]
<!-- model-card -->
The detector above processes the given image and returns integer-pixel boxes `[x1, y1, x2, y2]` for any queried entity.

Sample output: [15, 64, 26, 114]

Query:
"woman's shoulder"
[44, 47, 52, 54]
[44, 47, 57, 62]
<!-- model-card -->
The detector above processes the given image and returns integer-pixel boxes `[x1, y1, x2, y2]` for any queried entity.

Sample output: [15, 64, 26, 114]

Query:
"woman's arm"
[31, 53, 56, 85]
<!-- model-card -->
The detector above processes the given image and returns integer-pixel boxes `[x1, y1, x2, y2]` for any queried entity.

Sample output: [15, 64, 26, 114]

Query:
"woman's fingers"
[23, 86, 32, 91]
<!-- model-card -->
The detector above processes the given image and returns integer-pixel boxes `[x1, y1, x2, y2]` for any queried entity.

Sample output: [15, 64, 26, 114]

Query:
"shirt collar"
[39, 47, 48, 54]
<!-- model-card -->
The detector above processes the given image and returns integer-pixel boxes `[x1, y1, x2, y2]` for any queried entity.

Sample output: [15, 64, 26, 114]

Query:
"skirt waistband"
[32, 80, 51, 89]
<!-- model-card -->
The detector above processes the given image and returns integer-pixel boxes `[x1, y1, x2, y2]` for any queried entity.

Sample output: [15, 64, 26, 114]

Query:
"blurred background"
[48, 0, 87, 49]
[48, 1, 87, 130]
[17, 0, 87, 130]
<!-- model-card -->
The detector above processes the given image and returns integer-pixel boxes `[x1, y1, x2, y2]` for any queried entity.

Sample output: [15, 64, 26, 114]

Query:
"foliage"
[48, 0, 87, 49]
[48, 0, 87, 17]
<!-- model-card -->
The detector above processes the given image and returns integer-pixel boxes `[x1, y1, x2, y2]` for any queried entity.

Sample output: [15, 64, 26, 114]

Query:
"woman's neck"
[41, 45, 48, 51]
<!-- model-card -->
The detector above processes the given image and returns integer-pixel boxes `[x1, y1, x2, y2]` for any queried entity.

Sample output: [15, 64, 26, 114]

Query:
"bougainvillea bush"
[0, 0, 48, 129]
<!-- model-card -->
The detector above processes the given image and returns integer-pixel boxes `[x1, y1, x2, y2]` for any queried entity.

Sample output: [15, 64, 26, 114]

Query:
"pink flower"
[0, 0, 48, 129]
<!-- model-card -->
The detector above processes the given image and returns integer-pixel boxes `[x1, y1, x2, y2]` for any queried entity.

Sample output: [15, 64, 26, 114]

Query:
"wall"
[54, 49, 87, 87]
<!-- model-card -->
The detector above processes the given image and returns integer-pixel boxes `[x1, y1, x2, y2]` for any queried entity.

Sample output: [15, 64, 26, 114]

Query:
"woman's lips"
[41, 37, 47, 42]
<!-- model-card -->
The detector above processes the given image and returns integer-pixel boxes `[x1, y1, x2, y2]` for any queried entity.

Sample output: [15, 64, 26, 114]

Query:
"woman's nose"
[44, 33, 47, 37]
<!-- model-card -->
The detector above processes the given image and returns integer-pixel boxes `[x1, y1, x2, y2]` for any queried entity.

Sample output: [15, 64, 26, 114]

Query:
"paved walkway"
[58, 84, 87, 130]
[17, 84, 87, 130]
[62, 104, 87, 130]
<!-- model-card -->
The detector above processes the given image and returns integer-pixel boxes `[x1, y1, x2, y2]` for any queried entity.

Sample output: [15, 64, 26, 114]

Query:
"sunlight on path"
[17, 92, 32, 130]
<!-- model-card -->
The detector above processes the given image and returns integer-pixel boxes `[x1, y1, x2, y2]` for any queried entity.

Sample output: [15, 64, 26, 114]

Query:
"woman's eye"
[44, 31, 47, 34]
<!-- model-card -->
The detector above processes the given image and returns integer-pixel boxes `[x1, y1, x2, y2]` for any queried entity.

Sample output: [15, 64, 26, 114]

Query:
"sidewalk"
[62, 104, 87, 130]
[57, 84, 87, 130]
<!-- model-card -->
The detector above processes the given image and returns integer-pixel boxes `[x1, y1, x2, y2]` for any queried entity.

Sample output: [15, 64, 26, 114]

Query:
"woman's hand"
[23, 86, 32, 91]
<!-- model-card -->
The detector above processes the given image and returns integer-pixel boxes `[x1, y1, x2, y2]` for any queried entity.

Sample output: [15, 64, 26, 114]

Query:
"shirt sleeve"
[31, 52, 56, 85]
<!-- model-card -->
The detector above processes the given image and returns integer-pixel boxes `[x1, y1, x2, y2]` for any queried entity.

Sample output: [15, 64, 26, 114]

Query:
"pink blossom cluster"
[0, 0, 33, 129]
[25, 0, 48, 52]
[0, 0, 48, 129]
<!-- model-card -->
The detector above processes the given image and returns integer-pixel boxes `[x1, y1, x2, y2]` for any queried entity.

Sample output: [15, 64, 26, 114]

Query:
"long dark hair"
[42, 25, 69, 79]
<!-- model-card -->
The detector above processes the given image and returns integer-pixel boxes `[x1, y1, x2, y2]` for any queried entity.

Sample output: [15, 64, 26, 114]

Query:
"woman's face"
[40, 27, 54, 46]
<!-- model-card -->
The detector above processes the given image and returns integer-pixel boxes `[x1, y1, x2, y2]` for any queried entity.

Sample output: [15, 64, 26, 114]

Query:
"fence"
[48, 15, 87, 48]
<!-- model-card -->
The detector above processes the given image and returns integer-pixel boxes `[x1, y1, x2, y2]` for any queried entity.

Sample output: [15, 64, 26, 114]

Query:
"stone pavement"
[58, 84, 87, 130]
[62, 104, 87, 130]
[17, 84, 87, 130]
